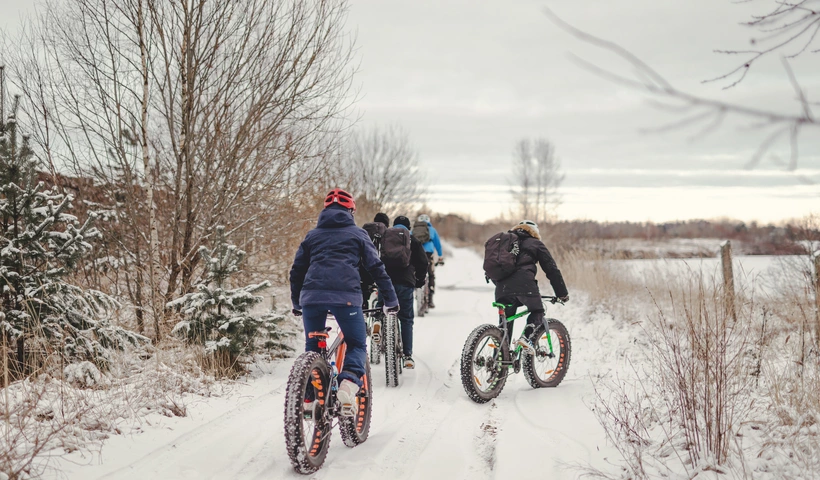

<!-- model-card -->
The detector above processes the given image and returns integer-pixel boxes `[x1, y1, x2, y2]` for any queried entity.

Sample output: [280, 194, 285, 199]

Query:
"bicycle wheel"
[369, 314, 382, 365]
[384, 314, 400, 387]
[523, 319, 571, 388]
[415, 286, 426, 317]
[339, 360, 373, 447]
[284, 352, 332, 474]
[460, 324, 508, 403]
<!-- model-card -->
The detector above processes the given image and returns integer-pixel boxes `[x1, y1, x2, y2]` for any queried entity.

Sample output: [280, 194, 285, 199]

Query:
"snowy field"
[44, 246, 633, 480]
[615, 254, 799, 296]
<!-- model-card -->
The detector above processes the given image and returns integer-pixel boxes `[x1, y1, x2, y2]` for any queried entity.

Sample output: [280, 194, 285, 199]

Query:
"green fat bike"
[460, 296, 571, 403]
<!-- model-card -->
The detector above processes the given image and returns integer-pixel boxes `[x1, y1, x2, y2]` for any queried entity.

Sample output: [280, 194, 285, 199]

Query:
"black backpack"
[363, 222, 388, 252]
[412, 221, 431, 243]
[483, 231, 519, 281]
[381, 227, 412, 268]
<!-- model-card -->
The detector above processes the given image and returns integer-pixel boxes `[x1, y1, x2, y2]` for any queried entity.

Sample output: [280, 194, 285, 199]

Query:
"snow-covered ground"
[615, 254, 795, 296]
[45, 246, 634, 479]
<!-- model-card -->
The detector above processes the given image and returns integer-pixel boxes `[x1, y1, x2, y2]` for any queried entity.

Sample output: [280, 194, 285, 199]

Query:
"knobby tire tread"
[284, 352, 331, 474]
[384, 315, 400, 387]
[522, 319, 571, 388]
[460, 324, 507, 404]
[339, 359, 373, 447]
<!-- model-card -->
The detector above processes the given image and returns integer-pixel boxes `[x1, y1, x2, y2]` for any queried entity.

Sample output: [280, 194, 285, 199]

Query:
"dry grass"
[579, 251, 820, 479]
[0, 343, 224, 479]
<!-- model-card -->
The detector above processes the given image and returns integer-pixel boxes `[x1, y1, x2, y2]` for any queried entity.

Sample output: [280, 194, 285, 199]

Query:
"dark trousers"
[302, 304, 367, 387]
[377, 284, 415, 356]
[394, 284, 415, 356]
[499, 296, 544, 343]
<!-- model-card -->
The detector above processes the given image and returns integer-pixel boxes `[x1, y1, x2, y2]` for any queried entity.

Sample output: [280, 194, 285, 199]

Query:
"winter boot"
[336, 379, 360, 417]
[403, 356, 415, 369]
[428, 288, 435, 309]
[515, 335, 535, 355]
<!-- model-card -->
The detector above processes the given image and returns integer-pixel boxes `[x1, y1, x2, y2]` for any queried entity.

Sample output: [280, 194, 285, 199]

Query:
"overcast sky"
[2, 0, 818, 223]
[345, 0, 820, 223]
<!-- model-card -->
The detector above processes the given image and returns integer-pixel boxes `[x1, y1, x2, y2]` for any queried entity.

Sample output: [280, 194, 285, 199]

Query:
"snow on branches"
[168, 226, 289, 372]
[0, 91, 148, 372]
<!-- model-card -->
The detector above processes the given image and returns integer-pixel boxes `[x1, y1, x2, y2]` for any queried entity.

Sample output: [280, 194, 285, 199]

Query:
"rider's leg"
[301, 305, 330, 402]
[326, 304, 367, 387]
[499, 297, 522, 344]
[524, 310, 545, 340]
[301, 305, 330, 353]
[426, 252, 436, 307]
[394, 284, 415, 357]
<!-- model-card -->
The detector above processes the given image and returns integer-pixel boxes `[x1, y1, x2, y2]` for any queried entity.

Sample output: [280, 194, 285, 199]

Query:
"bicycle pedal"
[340, 403, 356, 417]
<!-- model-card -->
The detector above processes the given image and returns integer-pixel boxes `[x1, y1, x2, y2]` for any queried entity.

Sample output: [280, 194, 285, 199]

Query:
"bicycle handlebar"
[541, 296, 565, 305]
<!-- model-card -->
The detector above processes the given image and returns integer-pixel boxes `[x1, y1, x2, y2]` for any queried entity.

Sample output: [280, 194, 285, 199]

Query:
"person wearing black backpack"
[411, 213, 443, 308]
[360, 212, 391, 312]
[486, 220, 569, 354]
[378, 215, 428, 369]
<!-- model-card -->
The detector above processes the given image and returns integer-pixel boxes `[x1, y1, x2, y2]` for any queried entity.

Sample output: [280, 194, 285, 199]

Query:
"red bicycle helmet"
[324, 188, 356, 212]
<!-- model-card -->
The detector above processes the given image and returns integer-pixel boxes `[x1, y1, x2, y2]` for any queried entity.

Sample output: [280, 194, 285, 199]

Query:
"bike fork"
[540, 318, 555, 356]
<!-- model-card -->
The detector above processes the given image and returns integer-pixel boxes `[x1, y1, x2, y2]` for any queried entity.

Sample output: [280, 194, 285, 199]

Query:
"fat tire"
[339, 359, 373, 447]
[369, 335, 381, 365]
[384, 314, 400, 387]
[416, 286, 426, 317]
[369, 314, 382, 365]
[284, 352, 331, 474]
[460, 324, 508, 403]
[522, 319, 571, 388]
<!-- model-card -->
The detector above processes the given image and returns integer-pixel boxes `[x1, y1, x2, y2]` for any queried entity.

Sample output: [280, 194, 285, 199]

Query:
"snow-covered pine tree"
[0, 71, 148, 377]
[169, 226, 274, 373]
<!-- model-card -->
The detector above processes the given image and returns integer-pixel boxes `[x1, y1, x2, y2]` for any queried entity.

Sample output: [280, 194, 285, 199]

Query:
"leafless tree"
[3, 0, 356, 339]
[343, 124, 426, 221]
[543, 3, 818, 172]
[511, 139, 534, 220]
[511, 137, 564, 223]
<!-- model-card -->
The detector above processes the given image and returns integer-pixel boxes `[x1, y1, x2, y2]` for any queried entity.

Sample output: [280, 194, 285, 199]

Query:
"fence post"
[720, 241, 736, 321]
[814, 251, 820, 346]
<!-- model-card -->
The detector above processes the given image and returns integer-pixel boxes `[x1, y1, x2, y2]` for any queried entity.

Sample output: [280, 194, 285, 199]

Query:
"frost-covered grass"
[564, 251, 820, 479]
[0, 332, 301, 480]
[0, 346, 211, 478]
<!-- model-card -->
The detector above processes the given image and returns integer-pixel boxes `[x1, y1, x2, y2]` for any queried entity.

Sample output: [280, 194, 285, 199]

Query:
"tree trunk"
[137, 0, 162, 341]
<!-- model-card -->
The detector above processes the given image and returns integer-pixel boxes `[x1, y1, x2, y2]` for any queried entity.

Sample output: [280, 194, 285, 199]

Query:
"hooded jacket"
[419, 222, 443, 256]
[385, 224, 429, 288]
[493, 224, 568, 307]
[290, 205, 398, 309]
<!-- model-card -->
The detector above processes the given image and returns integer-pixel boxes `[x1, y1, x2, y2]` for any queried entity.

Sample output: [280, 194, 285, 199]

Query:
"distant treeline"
[432, 214, 819, 257]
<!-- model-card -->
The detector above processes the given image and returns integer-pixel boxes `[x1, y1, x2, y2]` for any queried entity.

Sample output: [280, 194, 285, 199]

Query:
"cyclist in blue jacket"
[412, 214, 443, 308]
[290, 188, 399, 412]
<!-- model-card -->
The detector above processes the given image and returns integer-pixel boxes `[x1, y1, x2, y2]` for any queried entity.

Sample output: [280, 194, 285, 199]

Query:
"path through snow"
[50, 246, 623, 480]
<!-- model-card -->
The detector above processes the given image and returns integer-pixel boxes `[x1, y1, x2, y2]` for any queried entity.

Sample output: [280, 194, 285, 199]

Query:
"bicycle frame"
[491, 296, 561, 367]
[308, 318, 354, 415]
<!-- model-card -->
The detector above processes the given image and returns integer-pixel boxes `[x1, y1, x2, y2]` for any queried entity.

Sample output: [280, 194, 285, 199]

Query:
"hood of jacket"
[317, 205, 356, 229]
[510, 223, 541, 240]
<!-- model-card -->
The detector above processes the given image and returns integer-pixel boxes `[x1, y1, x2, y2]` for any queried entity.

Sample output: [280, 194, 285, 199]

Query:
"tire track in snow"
[95, 376, 292, 480]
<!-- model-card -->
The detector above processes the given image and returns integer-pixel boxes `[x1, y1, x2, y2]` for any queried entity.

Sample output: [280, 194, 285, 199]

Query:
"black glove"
[291, 309, 303, 317]
[559, 295, 569, 303]
[383, 304, 399, 315]
[415, 279, 426, 289]
[435, 259, 444, 266]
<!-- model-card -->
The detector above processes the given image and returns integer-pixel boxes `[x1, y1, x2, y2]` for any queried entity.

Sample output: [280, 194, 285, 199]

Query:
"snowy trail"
[51, 246, 618, 480]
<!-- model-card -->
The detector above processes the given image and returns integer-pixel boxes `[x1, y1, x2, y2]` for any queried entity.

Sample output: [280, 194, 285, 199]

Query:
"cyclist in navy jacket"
[290, 189, 398, 410]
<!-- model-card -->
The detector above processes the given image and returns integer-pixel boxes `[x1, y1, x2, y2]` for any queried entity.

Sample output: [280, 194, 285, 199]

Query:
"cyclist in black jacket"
[381, 215, 428, 369]
[493, 220, 569, 354]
